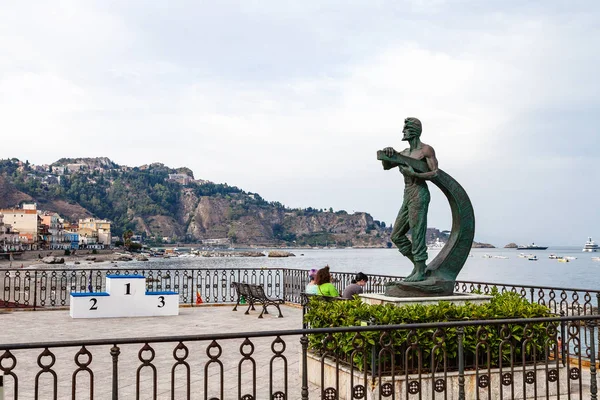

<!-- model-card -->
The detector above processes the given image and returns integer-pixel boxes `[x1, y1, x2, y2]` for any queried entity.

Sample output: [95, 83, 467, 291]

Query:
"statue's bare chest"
[400, 148, 426, 161]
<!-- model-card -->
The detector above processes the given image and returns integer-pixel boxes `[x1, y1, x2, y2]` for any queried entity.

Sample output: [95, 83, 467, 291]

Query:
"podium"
[70, 274, 179, 318]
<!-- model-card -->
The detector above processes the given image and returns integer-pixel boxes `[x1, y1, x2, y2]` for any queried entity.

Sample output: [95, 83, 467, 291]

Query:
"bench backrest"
[249, 283, 266, 299]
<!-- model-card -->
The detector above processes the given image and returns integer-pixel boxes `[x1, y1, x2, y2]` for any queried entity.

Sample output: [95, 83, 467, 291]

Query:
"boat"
[482, 254, 492, 259]
[518, 253, 527, 258]
[427, 238, 445, 251]
[548, 254, 563, 259]
[517, 243, 548, 250]
[564, 256, 577, 261]
[558, 258, 569, 263]
[592, 257, 600, 262]
[583, 237, 599, 252]
[528, 255, 538, 261]
[493, 255, 509, 259]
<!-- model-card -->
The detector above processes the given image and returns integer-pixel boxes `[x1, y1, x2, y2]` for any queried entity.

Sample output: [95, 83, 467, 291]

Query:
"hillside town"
[0, 203, 112, 253]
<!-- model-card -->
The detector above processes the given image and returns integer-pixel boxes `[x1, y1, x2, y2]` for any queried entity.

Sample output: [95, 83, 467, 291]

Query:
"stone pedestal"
[359, 292, 492, 307]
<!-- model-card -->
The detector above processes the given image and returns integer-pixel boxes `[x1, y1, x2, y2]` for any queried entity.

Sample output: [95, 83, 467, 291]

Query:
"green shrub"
[304, 291, 554, 373]
[64, 249, 71, 256]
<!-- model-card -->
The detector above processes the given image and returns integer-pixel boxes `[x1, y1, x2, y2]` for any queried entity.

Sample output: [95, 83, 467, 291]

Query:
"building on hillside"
[0, 213, 22, 252]
[167, 174, 193, 185]
[78, 218, 112, 247]
[52, 166, 66, 175]
[0, 204, 42, 250]
[64, 231, 79, 250]
[78, 227, 98, 248]
[66, 163, 87, 173]
[41, 212, 66, 250]
[203, 238, 230, 246]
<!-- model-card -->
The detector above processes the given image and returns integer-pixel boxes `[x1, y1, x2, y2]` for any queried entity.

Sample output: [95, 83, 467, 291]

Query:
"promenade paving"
[1, 305, 595, 399]
[1, 304, 320, 399]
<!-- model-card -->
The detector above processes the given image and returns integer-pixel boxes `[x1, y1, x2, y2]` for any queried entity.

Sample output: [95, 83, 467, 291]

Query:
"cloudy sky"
[1, 1, 599, 246]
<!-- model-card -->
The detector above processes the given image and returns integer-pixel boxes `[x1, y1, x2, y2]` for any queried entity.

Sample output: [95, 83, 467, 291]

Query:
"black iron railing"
[3, 267, 600, 317]
[2, 267, 599, 314]
[1, 315, 598, 399]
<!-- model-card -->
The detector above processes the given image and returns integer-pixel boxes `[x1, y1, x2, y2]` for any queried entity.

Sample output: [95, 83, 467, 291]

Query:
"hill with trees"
[0, 158, 391, 247]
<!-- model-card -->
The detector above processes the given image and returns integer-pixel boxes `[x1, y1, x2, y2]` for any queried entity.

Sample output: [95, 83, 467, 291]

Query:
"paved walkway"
[1, 304, 320, 399]
[1, 306, 595, 399]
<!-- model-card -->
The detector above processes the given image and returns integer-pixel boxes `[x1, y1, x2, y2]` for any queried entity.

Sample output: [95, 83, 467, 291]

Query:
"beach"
[0, 248, 121, 269]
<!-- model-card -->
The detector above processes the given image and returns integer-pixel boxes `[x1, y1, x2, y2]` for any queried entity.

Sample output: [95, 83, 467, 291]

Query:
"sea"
[107, 247, 599, 291]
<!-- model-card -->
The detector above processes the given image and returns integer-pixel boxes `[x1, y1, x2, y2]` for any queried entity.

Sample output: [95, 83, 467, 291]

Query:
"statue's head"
[402, 117, 422, 141]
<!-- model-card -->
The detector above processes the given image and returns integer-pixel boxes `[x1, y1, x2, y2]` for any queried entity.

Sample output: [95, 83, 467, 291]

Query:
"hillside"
[0, 158, 391, 247]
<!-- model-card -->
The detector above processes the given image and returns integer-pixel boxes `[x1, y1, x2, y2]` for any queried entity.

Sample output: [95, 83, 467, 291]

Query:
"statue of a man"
[382, 117, 439, 282]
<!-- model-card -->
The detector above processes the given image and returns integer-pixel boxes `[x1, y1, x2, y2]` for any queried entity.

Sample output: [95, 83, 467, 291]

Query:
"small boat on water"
[493, 255, 509, 259]
[558, 258, 569, 263]
[518, 253, 528, 258]
[517, 243, 548, 250]
[427, 238, 445, 251]
[528, 255, 538, 261]
[482, 254, 492, 259]
[592, 257, 600, 262]
[564, 256, 577, 261]
[548, 254, 563, 259]
[583, 237, 599, 252]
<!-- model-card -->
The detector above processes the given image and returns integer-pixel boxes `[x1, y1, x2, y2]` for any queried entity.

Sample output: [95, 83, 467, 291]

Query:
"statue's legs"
[390, 200, 413, 264]
[401, 184, 430, 282]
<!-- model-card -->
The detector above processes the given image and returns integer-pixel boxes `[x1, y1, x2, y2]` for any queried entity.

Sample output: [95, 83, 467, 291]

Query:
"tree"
[123, 229, 134, 250]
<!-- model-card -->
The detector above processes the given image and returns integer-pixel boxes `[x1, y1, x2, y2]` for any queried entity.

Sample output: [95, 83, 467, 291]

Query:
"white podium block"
[70, 274, 179, 318]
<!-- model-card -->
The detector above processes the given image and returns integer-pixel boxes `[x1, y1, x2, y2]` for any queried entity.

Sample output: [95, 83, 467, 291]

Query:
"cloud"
[0, 1, 599, 245]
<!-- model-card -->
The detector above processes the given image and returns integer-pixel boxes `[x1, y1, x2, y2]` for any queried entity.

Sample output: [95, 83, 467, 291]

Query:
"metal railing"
[3, 267, 600, 316]
[3, 267, 600, 315]
[1, 315, 598, 399]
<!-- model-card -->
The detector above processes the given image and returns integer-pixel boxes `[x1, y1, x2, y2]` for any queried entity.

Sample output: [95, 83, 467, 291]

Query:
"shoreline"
[0, 249, 122, 269]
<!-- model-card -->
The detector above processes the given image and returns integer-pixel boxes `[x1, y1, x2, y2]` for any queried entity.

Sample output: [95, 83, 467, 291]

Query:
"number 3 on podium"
[158, 296, 165, 308]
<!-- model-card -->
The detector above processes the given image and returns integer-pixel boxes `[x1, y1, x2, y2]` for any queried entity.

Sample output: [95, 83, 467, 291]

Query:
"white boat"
[528, 255, 538, 261]
[427, 238, 445, 251]
[493, 255, 509, 259]
[592, 257, 600, 262]
[564, 256, 577, 261]
[518, 253, 528, 258]
[548, 254, 562, 259]
[583, 237, 599, 252]
[482, 254, 492, 259]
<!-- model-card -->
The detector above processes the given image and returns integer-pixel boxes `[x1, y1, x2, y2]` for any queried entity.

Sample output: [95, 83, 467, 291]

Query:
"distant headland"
[0, 157, 493, 249]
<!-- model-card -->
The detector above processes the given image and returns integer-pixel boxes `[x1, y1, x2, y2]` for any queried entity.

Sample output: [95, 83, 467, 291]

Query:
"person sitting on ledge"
[305, 268, 319, 294]
[342, 272, 369, 299]
[314, 266, 339, 297]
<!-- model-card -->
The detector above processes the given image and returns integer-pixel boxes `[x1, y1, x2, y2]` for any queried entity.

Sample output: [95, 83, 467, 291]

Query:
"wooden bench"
[232, 282, 284, 318]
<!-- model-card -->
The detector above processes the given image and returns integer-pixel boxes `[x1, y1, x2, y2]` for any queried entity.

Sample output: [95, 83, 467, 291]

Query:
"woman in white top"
[305, 268, 319, 294]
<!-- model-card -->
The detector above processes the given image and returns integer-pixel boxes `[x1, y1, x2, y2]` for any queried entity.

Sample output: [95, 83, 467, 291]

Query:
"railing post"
[589, 320, 598, 400]
[110, 344, 120, 400]
[597, 294, 600, 362]
[530, 287, 534, 303]
[457, 326, 465, 400]
[300, 334, 309, 400]
[560, 311, 567, 366]
[33, 270, 38, 311]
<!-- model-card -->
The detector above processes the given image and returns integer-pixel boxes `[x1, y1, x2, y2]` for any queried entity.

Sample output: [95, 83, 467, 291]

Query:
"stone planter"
[304, 352, 568, 399]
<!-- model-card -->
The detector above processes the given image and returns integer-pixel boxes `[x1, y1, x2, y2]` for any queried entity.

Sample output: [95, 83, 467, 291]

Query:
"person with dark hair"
[314, 266, 339, 297]
[305, 268, 319, 294]
[342, 272, 369, 299]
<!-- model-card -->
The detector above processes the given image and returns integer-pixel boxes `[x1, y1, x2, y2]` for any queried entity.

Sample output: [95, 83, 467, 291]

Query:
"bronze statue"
[382, 117, 438, 282]
[378, 118, 475, 297]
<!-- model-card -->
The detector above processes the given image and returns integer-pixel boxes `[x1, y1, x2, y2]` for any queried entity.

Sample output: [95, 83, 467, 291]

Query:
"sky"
[1, 1, 599, 246]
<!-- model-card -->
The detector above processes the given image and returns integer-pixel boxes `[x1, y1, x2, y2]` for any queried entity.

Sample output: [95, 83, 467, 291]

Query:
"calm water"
[117, 247, 600, 291]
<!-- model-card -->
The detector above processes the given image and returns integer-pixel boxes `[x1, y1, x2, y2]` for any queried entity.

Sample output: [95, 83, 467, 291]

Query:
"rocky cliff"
[0, 158, 392, 247]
